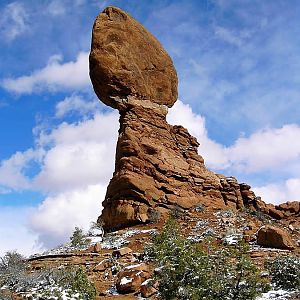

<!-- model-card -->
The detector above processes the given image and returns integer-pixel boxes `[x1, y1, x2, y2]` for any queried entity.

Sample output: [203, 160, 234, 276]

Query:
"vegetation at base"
[0, 251, 96, 300]
[266, 256, 300, 291]
[146, 218, 270, 300]
[69, 266, 97, 300]
[70, 226, 90, 248]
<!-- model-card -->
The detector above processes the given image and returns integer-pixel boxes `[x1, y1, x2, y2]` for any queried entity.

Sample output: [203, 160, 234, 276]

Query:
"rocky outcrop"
[90, 6, 299, 231]
[100, 104, 230, 230]
[257, 225, 295, 250]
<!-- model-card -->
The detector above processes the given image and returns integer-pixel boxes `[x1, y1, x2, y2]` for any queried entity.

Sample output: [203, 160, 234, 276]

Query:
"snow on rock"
[101, 229, 156, 249]
[120, 276, 133, 285]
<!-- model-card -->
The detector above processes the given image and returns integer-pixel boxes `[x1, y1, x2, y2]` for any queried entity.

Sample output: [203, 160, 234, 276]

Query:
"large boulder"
[90, 6, 178, 110]
[257, 225, 295, 250]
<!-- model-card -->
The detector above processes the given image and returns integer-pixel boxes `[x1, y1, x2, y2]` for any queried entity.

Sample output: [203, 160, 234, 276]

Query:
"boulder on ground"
[116, 263, 150, 293]
[257, 225, 295, 250]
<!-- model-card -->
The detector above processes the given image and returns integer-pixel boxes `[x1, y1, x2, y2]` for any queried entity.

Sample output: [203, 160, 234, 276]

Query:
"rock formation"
[90, 6, 300, 231]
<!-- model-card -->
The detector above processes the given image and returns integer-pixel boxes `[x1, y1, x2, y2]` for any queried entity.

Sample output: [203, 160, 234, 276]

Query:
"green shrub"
[0, 251, 96, 300]
[42, 266, 96, 300]
[70, 227, 90, 248]
[0, 251, 26, 287]
[147, 218, 269, 300]
[266, 256, 300, 291]
[69, 267, 96, 300]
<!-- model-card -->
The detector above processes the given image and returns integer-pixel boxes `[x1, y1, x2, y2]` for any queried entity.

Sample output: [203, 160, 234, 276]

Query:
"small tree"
[70, 227, 89, 248]
[147, 218, 269, 300]
[70, 267, 96, 300]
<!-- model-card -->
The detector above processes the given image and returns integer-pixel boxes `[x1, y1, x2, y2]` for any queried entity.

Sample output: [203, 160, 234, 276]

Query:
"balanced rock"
[90, 6, 178, 110]
[90, 7, 299, 231]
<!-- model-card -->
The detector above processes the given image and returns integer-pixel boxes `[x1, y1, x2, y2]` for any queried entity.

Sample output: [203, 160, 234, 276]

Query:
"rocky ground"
[22, 206, 299, 299]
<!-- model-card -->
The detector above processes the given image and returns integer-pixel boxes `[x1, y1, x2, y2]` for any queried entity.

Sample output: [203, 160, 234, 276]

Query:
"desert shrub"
[148, 208, 161, 224]
[0, 251, 26, 287]
[64, 266, 96, 300]
[266, 256, 300, 291]
[70, 227, 90, 248]
[147, 218, 269, 300]
[170, 204, 185, 218]
[24, 266, 96, 300]
[0, 251, 96, 300]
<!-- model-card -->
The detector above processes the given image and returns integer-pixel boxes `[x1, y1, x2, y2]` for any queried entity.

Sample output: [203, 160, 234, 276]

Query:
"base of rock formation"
[26, 206, 299, 299]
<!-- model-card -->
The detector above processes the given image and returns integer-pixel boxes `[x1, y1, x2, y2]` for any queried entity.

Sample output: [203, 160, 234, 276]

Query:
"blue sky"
[0, 0, 300, 255]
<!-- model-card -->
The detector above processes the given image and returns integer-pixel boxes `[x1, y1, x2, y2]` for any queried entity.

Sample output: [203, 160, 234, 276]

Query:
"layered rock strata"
[90, 6, 299, 231]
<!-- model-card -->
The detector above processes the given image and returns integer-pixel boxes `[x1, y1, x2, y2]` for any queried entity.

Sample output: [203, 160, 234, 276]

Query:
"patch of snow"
[256, 289, 294, 300]
[125, 263, 142, 270]
[24, 285, 81, 300]
[120, 276, 133, 285]
[187, 235, 203, 243]
[101, 229, 156, 249]
[88, 236, 103, 244]
[88, 227, 104, 237]
[223, 233, 242, 245]
[194, 220, 208, 230]
[141, 278, 152, 286]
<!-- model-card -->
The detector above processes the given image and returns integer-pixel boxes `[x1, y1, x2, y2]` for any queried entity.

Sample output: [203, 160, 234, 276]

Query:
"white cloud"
[34, 111, 118, 193]
[169, 102, 300, 174]
[0, 206, 43, 257]
[0, 1, 28, 41]
[55, 95, 99, 118]
[30, 184, 106, 248]
[0, 108, 118, 251]
[226, 124, 300, 172]
[253, 177, 300, 205]
[0, 149, 44, 191]
[2, 52, 90, 94]
[0, 111, 118, 189]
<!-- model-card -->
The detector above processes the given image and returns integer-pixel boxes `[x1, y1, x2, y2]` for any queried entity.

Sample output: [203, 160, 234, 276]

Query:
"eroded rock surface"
[90, 6, 178, 109]
[257, 225, 295, 250]
[90, 6, 299, 231]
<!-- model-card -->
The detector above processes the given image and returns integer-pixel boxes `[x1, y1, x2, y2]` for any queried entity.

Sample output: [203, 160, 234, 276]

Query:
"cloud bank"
[2, 52, 90, 94]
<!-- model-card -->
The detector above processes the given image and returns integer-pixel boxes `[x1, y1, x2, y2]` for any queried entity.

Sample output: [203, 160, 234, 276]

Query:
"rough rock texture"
[116, 263, 150, 294]
[90, 6, 178, 109]
[90, 6, 300, 231]
[257, 225, 295, 250]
